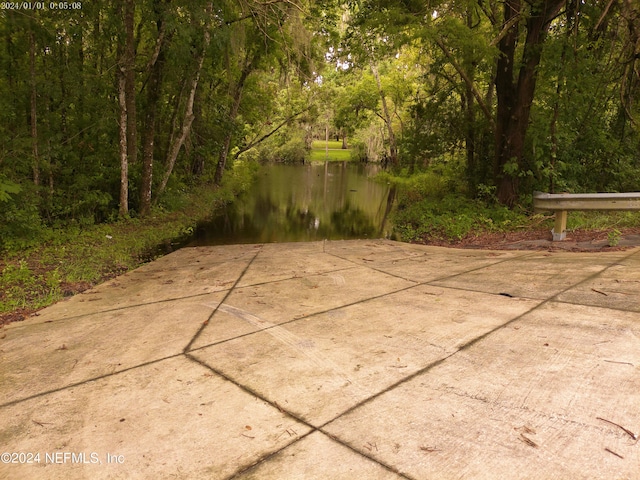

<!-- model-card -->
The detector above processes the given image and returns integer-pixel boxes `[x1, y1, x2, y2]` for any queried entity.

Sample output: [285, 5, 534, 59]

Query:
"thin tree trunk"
[139, 12, 167, 217]
[29, 29, 40, 187]
[214, 56, 254, 185]
[463, 8, 476, 191]
[325, 123, 328, 160]
[370, 62, 398, 166]
[156, 6, 211, 199]
[118, 71, 129, 217]
[124, 0, 137, 167]
[549, 7, 574, 193]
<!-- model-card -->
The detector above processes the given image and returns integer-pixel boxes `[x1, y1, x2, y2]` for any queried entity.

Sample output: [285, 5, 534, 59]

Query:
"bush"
[0, 188, 47, 251]
[257, 134, 308, 164]
[392, 179, 527, 242]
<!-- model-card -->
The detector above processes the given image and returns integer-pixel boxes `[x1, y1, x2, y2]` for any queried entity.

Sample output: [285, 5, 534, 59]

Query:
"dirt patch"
[0, 308, 36, 329]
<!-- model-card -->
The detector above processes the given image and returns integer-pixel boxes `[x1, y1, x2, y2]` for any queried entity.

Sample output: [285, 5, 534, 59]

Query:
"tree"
[139, 0, 170, 217]
[116, 0, 137, 217]
[494, 0, 566, 206]
[213, 0, 319, 184]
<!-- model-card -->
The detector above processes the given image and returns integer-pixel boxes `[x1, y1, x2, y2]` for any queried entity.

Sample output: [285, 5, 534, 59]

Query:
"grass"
[0, 162, 258, 324]
[563, 210, 640, 231]
[309, 140, 352, 162]
[311, 140, 344, 150]
[309, 149, 352, 162]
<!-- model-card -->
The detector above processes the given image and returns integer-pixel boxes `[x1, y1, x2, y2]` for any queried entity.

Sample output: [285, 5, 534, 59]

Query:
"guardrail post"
[552, 210, 567, 241]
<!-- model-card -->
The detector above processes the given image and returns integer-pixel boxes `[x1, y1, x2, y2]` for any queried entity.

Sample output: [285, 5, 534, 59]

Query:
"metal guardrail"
[533, 191, 640, 241]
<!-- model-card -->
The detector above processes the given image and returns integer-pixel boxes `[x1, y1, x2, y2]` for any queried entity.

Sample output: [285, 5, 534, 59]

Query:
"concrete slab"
[431, 250, 630, 300]
[324, 301, 640, 480]
[237, 241, 357, 286]
[557, 249, 640, 311]
[325, 241, 531, 284]
[1, 239, 639, 479]
[234, 431, 402, 479]
[0, 356, 309, 480]
[191, 285, 540, 426]
[190, 265, 417, 350]
[1, 293, 224, 405]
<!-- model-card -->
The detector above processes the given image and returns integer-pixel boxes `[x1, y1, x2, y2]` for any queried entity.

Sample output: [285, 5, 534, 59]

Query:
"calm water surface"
[189, 162, 394, 246]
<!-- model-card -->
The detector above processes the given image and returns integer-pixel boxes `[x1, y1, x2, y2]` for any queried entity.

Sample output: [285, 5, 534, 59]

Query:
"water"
[189, 162, 395, 246]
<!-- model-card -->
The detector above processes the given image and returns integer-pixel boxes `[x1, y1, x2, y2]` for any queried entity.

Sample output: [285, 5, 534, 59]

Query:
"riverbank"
[0, 164, 258, 327]
[3, 160, 640, 327]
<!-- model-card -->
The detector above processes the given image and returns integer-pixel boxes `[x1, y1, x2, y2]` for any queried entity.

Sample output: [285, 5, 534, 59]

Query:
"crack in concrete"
[182, 246, 264, 353]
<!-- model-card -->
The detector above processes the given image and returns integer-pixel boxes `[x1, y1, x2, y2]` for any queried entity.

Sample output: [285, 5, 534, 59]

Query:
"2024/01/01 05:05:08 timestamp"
[0, 2, 82, 9]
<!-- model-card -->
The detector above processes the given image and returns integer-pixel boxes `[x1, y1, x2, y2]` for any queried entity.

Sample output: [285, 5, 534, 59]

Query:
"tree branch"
[234, 108, 308, 159]
[490, 12, 523, 46]
[594, 0, 616, 32]
[434, 37, 495, 127]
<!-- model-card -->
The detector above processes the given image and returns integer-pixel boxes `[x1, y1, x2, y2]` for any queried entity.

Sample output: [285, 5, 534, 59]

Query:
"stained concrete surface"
[1, 239, 639, 479]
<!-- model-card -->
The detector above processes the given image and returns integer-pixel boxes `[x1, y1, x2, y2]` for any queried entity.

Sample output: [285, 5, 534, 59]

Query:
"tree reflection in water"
[190, 162, 393, 246]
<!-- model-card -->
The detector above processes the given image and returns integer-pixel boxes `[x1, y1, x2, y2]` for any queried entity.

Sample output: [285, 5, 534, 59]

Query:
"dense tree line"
[332, 0, 640, 205]
[0, 0, 329, 246]
[1, 0, 639, 248]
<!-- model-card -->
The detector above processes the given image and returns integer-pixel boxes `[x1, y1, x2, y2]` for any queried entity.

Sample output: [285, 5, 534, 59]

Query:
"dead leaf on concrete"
[420, 446, 440, 453]
[519, 433, 538, 448]
[515, 425, 537, 435]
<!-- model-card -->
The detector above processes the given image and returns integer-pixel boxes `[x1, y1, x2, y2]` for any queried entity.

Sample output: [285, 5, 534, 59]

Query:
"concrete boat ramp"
[1, 239, 639, 479]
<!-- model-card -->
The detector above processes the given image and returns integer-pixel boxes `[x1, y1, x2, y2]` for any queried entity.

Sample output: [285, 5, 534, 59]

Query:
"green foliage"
[0, 187, 47, 251]
[213, 159, 261, 205]
[0, 177, 20, 202]
[257, 132, 308, 164]
[0, 261, 62, 311]
[0, 169, 258, 316]
[393, 192, 527, 242]
[565, 211, 640, 231]
[608, 229, 621, 247]
[388, 168, 527, 242]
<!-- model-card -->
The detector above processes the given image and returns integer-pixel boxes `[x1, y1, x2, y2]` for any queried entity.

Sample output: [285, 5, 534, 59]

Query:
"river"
[188, 161, 395, 246]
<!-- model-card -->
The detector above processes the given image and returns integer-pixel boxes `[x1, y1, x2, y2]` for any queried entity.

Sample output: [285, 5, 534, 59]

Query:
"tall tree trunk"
[214, 56, 254, 185]
[139, 12, 167, 217]
[156, 6, 211, 200]
[463, 9, 476, 192]
[29, 29, 40, 187]
[494, 0, 566, 206]
[124, 0, 137, 167]
[370, 62, 398, 166]
[620, 0, 640, 127]
[118, 71, 129, 217]
[549, 4, 574, 193]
